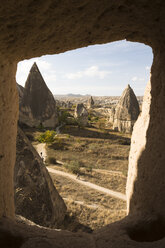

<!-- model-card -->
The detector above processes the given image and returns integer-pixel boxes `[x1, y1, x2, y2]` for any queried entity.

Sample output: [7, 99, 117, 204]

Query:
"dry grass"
[50, 173, 126, 230]
[80, 170, 127, 194]
[23, 122, 130, 231]
[64, 201, 126, 231]
[47, 125, 130, 176]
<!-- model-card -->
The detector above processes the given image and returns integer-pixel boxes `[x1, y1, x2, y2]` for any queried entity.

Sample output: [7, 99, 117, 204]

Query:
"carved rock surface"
[14, 127, 66, 228]
[19, 63, 58, 128]
[74, 103, 88, 126]
[113, 85, 140, 133]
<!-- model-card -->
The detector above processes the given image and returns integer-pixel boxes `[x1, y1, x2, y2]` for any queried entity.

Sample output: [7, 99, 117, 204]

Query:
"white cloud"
[65, 66, 111, 80]
[66, 71, 83, 80]
[132, 76, 138, 82]
[16, 57, 56, 86]
[145, 66, 150, 71]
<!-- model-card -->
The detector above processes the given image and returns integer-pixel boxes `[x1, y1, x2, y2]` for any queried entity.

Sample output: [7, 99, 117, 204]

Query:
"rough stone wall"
[0, 62, 18, 219]
[127, 49, 165, 221]
[0, 1, 164, 61]
[0, 0, 165, 247]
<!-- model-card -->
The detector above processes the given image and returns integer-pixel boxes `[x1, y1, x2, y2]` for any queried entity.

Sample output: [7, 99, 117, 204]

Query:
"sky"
[16, 40, 153, 96]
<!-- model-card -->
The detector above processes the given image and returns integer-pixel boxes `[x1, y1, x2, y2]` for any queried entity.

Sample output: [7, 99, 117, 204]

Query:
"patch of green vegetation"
[59, 110, 71, 123]
[64, 161, 81, 174]
[37, 130, 56, 143]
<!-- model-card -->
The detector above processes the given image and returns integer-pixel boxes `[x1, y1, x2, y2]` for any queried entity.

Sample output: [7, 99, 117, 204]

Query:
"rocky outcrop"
[74, 103, 88, 126]
[19, 63, 58, 128]
[87, 96, 95, 109]
[113, 85, 140, 133]
[14, 127, 66, 228]
[16, 83, 25, 104]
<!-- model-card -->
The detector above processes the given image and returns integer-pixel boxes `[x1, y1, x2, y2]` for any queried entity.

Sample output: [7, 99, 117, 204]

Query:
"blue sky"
[16, 40, 153, 96]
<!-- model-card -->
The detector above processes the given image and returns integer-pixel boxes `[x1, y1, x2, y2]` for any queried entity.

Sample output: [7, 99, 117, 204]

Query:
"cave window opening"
[15, 40, 153, 231]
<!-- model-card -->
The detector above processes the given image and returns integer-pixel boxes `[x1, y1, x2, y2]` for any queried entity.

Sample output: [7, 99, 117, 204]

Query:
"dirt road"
[47, 167, 126, 201]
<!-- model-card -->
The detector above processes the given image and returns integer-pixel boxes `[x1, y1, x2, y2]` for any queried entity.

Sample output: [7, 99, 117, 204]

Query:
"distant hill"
[54, 93, 90, 98]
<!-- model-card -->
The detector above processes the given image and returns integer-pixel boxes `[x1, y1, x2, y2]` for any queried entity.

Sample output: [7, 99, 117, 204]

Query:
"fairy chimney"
[113, 84, 140, 133]
[87, 96, 95, 109]
[74, 103, 88, 126]
[19, 62, 58, 127]
[14, 127, 66, 227]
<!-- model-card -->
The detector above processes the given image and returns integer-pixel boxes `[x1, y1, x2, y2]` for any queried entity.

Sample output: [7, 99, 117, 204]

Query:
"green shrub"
[59, 110, 71, 123]
[88, 114, 92, 121]
[64, 161, 81, 174]
[37, 130, 56, 143]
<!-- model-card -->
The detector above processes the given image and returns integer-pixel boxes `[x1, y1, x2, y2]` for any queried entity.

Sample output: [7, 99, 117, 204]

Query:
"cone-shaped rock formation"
[19, 62, 58, 127]
[14, 127, 66, 227]
[87, 96, 95, 109]
[113, 84, 140, 133]
[74, 103, 88, 126]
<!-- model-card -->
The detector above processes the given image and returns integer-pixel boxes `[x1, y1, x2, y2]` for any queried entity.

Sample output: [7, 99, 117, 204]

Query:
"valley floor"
[32, 123, 130, 231]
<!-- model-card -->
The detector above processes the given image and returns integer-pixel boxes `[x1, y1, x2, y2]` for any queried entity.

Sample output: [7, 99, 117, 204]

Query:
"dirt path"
[47, 167, 126, 201]
[35, 142, 126, 201]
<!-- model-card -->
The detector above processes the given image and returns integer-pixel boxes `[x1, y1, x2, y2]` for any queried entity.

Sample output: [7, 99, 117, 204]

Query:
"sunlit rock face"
[113, 85, 140, 133]
[74, 103, 88, 126]
[19, 62, 58, 128]
[14, 127, 67, 228]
